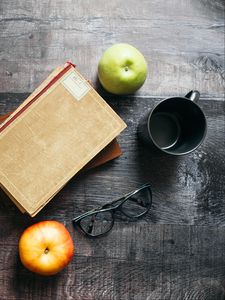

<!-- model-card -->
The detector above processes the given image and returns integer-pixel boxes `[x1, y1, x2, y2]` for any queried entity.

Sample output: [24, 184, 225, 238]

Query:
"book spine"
[0, 62, 75, 133]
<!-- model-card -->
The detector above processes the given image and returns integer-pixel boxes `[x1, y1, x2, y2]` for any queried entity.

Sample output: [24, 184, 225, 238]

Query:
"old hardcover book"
[0, 62, 126, 216]
[0, 115, 123, 173]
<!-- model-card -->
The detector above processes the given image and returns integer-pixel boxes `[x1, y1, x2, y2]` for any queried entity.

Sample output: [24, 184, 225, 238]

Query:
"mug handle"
[185, 90, 200, 102]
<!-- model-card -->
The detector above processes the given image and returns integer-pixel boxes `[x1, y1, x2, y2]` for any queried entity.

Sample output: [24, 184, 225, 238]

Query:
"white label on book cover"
[61, 71, 90, 100]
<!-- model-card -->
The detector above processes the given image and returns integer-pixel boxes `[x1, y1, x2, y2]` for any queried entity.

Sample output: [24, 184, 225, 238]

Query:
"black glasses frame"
[72, 183, 152, 237]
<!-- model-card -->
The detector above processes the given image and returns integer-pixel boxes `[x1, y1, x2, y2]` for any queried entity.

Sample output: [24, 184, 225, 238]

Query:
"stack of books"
[0, 62, 126, 216]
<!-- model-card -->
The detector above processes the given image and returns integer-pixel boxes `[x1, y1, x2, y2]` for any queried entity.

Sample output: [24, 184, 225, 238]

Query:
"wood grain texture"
[0, 221, 225, 300]
[2, 94, 224, 226]
[0, 0, 224, 97]
[0, 93, 225, 299]
[0, 0, 224, 298]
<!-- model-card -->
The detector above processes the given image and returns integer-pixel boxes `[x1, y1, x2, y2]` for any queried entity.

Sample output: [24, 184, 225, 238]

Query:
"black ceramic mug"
[137, 90, 207, 155]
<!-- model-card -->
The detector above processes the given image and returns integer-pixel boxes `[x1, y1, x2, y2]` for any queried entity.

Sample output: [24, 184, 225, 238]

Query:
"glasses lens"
[80, 211, 113, 236]
[121, 187, 152, 217]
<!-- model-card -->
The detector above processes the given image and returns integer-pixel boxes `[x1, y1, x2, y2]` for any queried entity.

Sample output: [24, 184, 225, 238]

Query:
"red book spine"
[0, 62, 75, 133]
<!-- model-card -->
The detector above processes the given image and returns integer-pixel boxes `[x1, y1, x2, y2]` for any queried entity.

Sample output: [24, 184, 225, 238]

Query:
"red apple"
[19, 220, 74, 276]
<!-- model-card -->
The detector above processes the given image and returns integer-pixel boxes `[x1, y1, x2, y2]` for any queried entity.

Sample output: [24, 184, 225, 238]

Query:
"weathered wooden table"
[0, 1, 224, 299]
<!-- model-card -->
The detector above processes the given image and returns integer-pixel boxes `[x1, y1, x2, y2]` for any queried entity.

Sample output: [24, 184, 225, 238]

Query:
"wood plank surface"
[0, 0, 224, 299]
[0, 94, 225, 299]
[1, 222, 225, 300]
[1, 95, 225, 226]
[0, 0, 224, 97]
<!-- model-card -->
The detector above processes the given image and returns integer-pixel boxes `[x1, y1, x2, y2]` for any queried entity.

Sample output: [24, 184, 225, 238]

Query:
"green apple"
[98, 43, 148, 95]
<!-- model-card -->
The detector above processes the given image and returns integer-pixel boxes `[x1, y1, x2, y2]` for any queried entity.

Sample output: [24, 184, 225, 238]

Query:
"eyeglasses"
[72, 183, 152, 237]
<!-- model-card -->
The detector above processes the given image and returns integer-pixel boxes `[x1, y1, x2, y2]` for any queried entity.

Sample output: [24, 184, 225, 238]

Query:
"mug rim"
[147, 96, 207, 155]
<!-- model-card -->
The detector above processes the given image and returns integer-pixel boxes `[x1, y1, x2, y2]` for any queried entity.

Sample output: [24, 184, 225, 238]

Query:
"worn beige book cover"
[0, 63, 126, 216]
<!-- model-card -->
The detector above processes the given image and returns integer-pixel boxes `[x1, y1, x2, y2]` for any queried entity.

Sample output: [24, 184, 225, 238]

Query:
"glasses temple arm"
[101, 196, 126, 208]
[72, 208, 100, 223]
